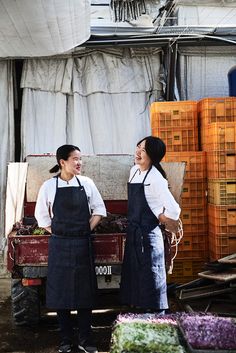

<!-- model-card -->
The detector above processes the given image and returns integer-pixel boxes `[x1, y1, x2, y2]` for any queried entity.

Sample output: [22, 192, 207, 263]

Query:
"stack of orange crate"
[150, 101, 208, 283]
[198, 97, 236, 261]
[151, 101, 199, 152]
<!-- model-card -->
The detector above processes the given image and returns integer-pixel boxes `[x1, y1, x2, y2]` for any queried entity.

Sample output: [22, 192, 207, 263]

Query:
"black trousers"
[57, 308, 93, 344]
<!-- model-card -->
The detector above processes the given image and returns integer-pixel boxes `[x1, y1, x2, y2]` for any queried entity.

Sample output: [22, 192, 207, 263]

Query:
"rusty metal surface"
[7, 233, 125, 270]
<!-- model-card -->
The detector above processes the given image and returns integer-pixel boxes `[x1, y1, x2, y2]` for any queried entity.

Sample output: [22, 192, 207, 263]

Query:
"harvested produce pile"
[179, 314, 236, 350]
[110, 313, 236, 353]
[110, 313, 185, 353]
[94, 212, 128, 234]
[13, 213, 127, 235]
[12, 221, 50, 235]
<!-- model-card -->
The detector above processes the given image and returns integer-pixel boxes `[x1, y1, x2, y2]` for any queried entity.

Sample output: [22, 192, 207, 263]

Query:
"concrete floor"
[0, 278, 116, 353]
[2, 276, 235, 353]
[0, 278, 10, 303]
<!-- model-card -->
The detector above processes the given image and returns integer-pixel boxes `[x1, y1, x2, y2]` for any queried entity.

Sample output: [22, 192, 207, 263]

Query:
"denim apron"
[120, 167, 168, 310]
[46, 176, 97, 310]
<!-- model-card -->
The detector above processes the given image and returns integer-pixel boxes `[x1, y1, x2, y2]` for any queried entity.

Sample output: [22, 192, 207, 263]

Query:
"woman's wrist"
[158, 213, 166, 224]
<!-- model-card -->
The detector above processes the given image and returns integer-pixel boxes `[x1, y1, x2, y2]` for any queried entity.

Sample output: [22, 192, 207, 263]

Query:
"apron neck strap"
[142, 166, 152, 183]
[75, 176, 82, 186]
[129, 168, 139, 183]
[129, 166, 152, 183]
[54, 175, 82, 187]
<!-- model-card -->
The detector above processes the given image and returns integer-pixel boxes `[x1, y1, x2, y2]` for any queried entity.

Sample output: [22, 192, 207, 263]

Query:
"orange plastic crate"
[206, 150, 236, 179]
[209, 231, 236, 261]
[201, 122, 236, 151]
[182, 179, 207, 207]
[153, 127, 199, 152]
[176, 232, 209, 260]
[167, 259, 206, 284]
[207, 179, 236, 205]
[181, 206, 208, 233]
[163, 151, 206, 179]
[150, 100, 198, 128]
[208, 204, 236, 234]
[198, 97, 236, 125]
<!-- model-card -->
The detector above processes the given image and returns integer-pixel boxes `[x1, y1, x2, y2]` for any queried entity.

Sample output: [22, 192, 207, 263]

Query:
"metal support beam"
[166, 41, 177, 101]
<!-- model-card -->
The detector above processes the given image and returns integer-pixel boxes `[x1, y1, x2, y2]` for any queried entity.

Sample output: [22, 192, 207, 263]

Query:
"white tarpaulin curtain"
[176, 3, 236, 26]
[21, 48, 163, 157]
[0, 0, 90, 57]
[177, 46, 236, 100]
[0, 61, 14, 247]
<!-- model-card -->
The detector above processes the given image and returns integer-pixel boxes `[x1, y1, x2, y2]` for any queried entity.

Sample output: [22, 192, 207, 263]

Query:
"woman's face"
[135, 140, 152, 171]
[60, 150, 82, 176]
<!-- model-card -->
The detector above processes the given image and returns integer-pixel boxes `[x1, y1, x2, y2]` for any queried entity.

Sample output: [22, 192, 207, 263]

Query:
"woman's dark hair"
[49, 144, 81, 173]
[137, 136, 167, 179]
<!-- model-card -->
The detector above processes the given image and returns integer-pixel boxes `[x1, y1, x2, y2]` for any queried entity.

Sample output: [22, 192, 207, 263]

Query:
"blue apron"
[120, 167, 168, 310]
[46, 176, 97, 310]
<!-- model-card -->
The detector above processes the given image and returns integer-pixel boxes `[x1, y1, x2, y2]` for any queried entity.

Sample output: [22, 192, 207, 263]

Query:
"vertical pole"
[166, 41, 178, 101]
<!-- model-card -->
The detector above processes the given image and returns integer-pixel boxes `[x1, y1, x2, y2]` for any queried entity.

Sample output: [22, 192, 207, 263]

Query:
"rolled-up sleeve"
[151, 177, 181, 221]
[34, 182, 52, 228]
[87, 179, 107, 217]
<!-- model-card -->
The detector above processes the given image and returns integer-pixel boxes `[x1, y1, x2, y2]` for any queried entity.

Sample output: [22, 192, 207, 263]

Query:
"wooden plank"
[218, 253, 236, 264]
[198, 269, 236, 282]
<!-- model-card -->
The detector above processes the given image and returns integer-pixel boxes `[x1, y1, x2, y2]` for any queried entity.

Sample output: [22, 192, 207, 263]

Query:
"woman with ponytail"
[35, 145, 106, 353]
[120, 136, 180, 314]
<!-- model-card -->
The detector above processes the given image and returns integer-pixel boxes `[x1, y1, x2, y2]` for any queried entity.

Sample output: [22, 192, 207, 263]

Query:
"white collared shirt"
[129, 165, 181, 220]
[35, 175, 107, 228]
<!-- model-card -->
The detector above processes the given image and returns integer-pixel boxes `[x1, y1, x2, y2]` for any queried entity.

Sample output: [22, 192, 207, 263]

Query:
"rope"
[168, 218, 183, 275]
[110, 0, 147, 22]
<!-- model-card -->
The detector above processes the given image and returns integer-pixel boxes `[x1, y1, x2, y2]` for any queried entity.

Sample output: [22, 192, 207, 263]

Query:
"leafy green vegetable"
[32, 228, 47, 235]
[110, 321, 185, 353]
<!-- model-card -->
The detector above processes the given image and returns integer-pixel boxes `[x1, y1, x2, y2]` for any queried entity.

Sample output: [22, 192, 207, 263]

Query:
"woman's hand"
[44, 226, 52, 234]
[158, 213, 179, 233]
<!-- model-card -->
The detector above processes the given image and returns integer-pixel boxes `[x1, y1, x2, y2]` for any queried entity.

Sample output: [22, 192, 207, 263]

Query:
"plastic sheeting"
[176, 3, 236, 26]
[0, 0, 90, 58]
[0, 61, 14, 248]
[21, 48, 163, 157]
[5, 163, 28, 237]
[177, 46, 236, 100]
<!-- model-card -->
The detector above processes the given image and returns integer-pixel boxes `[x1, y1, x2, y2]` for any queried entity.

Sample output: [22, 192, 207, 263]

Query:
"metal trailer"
[6, 154, 185, 326]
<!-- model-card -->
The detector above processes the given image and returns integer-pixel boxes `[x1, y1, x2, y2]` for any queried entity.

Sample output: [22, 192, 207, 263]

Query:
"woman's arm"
[34, 181, 53, 230]
[146, 169, 181, 233]
[90, 215, 102, 231]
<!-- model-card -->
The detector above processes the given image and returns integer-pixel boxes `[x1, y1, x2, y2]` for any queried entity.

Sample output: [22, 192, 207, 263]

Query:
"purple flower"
[180, 314, 236, 349]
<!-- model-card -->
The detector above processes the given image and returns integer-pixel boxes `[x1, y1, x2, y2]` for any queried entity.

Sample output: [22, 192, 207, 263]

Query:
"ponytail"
[153, 162, 167, 180]
[49, 164, 60, 173]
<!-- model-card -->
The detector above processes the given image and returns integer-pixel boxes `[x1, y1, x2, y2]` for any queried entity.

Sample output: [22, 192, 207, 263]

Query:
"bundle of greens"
[110, 319, 185, 353]
[94, 213, 128, 234]
[13, 221, 50, 235]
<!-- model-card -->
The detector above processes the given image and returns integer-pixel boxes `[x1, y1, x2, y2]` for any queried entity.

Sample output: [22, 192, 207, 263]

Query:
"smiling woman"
[35, 144, 107, 353]
[120, 136, 181, 315]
